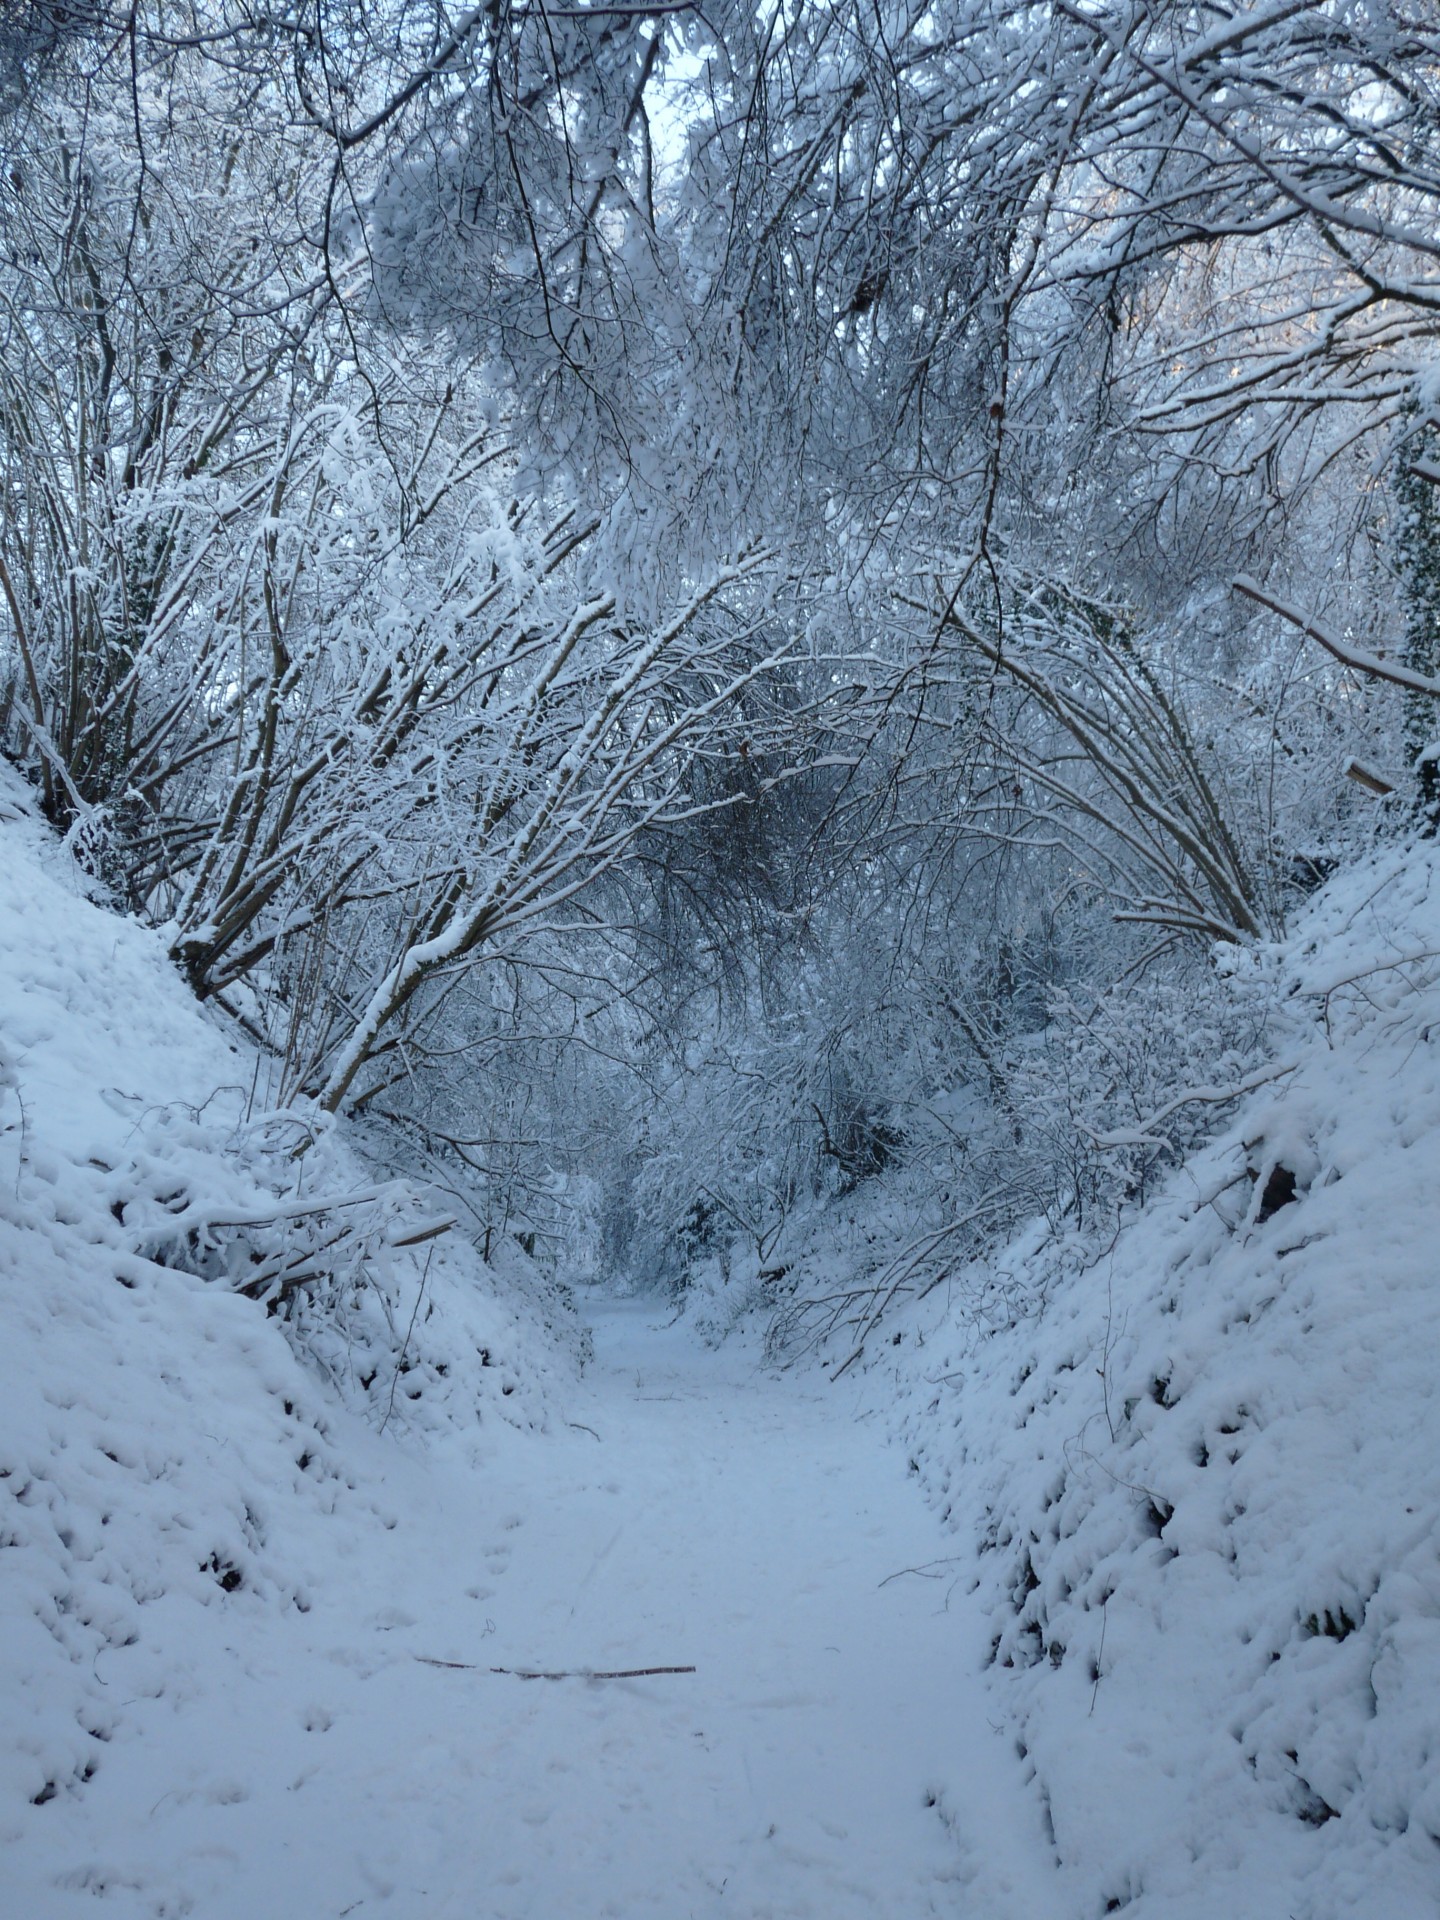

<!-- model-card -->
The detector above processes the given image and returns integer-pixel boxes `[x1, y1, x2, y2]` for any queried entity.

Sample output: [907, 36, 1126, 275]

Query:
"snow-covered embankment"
[888, 848, 1440, 1918]
[0, 767, 578, 1913]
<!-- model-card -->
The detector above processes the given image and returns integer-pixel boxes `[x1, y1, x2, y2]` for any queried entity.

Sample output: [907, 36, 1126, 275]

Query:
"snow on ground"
[881, 844, 1440, 1919]
[0, 769, 1055, 1918]
[9, 751, 1440, 1920]
[2, 1288, 1057, 1920]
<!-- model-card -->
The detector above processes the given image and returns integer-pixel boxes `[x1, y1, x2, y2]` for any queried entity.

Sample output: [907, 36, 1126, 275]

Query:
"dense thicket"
[2, 0, 1437, 1346]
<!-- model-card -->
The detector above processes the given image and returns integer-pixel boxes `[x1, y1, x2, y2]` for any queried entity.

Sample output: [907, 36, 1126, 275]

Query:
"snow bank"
[888, 843, 1440, 1918]
[0, 764, 580, 1895]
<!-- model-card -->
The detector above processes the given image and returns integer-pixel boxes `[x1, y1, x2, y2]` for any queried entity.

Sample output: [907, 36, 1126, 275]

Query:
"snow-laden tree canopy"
[0, 0, 1437, 1288]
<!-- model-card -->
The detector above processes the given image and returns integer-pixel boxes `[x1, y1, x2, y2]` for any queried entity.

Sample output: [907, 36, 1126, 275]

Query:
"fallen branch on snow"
[416, 1656, 696, 1680]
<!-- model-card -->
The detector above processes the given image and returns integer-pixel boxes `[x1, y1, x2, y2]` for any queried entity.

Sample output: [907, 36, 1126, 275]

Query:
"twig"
[380, 1245, 434, 1435]
[829, 1345, 865, 1383]
[878, 1556, 965, 1588]
[1089, 1600, 1108, 1716]
[389, 1215, 455, 1248]
[493, 1664, 697, 1681]
[416, 1656, 696, 1680]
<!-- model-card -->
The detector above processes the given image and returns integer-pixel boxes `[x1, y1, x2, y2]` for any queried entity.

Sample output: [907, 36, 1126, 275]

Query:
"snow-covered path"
[9, 1295, 1059, 1920]
[381, 1296, 1060, 1920]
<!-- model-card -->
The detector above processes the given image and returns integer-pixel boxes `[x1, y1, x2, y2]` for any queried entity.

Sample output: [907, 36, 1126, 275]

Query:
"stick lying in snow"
[495, 1664, 697, 1681]
[415, 1656, 695, 1680]
[878, 1556, 966, 1588]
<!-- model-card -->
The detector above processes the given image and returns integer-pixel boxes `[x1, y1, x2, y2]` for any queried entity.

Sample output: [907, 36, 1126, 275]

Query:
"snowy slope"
[887, 845, 1440, 1919]
[0, 766, 584, 1912]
